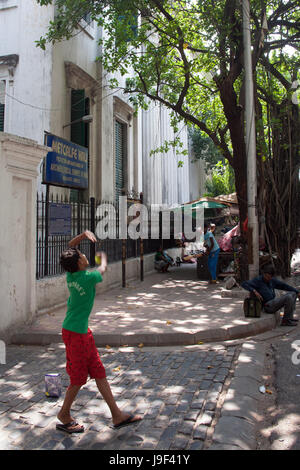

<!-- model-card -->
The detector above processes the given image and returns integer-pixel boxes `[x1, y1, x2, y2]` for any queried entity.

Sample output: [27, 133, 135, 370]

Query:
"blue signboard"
[44, 134, 88, 189]
[49, 203, 72, 236]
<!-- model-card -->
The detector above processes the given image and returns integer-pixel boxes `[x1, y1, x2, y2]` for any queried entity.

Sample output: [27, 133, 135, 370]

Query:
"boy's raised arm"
[68, 230, 97, 247]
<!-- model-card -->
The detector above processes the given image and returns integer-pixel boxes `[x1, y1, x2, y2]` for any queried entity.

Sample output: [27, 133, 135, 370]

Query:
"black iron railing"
[36, 193, 175, 280]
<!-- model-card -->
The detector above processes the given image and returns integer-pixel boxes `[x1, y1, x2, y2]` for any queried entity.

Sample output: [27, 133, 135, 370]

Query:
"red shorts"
[62, 328, 106, 386]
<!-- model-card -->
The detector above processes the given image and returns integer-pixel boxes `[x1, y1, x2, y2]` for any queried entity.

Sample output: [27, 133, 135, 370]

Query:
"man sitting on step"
[241, 264, 300, 326]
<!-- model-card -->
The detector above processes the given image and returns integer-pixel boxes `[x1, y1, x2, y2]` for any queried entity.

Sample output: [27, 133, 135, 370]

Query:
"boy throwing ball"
[56, 230, 141, 434]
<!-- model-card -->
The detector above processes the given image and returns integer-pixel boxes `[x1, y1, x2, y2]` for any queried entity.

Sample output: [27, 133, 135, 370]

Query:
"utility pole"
[242, 0, 259, 278]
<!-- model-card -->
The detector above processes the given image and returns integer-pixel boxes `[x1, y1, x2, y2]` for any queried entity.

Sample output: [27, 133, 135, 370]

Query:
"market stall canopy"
[161, 194, 236, 214]
[161, 199, 228, 213]
[180, 196, 230, 210]
[213, 193, 238, 205]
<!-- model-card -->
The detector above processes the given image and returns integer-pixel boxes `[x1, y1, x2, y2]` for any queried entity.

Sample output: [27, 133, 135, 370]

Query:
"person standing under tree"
[203, 222, 220, 283]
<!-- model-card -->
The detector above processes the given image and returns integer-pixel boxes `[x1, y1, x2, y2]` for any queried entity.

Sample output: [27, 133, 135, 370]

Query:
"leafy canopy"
[36, 0, 300, 166]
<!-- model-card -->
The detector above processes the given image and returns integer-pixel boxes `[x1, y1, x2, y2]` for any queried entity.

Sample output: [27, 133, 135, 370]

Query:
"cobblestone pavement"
[0, 343, 240, 451]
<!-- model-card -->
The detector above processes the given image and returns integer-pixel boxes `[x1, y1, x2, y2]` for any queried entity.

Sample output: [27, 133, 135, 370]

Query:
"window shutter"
[0, 81, 5, 132]
[70, 89, 89, 202]
[115, 120, 127, 200]
[71, 89, 85, 146]
[0, 104, 4, 132]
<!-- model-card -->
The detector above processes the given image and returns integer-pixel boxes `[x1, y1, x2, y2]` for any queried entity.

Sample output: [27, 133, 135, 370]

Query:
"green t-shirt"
[62, 269, 103, 334]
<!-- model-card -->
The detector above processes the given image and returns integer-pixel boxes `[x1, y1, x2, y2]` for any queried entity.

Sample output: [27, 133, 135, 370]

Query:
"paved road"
[1, 265, 298, 452]
[0, 342, 239, 451]
[255, 324, 300, 450]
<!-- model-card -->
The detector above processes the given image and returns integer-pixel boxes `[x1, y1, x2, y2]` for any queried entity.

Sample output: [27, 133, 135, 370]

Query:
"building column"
[0, 133, 48, 338]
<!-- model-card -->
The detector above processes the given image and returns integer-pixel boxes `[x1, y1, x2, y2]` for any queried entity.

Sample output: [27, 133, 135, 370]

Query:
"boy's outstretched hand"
[83, 230, 97, 243]
[69, 230, 97, 247]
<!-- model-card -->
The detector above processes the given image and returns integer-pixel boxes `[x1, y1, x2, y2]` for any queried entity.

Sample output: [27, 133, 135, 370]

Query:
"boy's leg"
[88, 329, 141, 428]
[57, 384, 84, 432]
[95, 377, 141, 427]
[58, 385, 81, 423]
[59, 329, 87, 431]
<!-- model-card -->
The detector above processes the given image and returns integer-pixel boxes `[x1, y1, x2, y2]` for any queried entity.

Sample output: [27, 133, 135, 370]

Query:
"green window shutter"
[115, 121, 127, 200]
[0, 81, 5, 132]
[71, 89, 85, 146]
[0, 104, 4, 132]
[70, 89, 90, 202]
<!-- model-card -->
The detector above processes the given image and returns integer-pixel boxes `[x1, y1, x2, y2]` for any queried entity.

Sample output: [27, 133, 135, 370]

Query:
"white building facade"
[0, 0, 196, 206]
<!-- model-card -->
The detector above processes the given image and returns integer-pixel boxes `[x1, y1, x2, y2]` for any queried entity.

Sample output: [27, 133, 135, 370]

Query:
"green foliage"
[36, 0, 300, 192]
[204, 160, 235, 197]
[189, 126, 224, 170]
[149, 137, 188, 159]
[35, 1, 299, 149]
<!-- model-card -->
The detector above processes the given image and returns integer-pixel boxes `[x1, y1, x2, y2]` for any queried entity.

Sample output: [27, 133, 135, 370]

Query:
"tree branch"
[260, 55, 291, 90]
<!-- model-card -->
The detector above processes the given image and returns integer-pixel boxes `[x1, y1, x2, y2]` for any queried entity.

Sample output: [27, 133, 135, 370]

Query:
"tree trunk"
[263, 101, 300, 277]
[218, 76, 249, 280]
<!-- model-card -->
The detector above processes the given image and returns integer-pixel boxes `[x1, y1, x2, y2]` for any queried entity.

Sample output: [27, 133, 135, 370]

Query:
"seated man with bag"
[241, 265, 300, 326]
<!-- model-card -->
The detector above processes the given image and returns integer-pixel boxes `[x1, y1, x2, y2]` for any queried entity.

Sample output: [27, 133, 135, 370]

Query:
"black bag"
[243, 296, 262, 318]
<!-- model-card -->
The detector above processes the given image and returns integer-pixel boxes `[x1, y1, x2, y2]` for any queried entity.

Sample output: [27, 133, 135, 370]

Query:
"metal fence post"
[122, 191, 126, 287]
[90, 196, 95, 266]
[122, 238, 126, 288]
[44, 185, 49, 277]
[140, 192, 144, 282]
[77, 200, 81, 250]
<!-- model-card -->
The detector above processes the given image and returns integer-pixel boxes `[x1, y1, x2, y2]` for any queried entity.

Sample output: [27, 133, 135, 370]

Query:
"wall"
[141, 102, 190, 207]
[189, 158, 206, 201]
[49, 17, 102, 199]
[0, 133, 48, 338]
[0, 0, 53, 143]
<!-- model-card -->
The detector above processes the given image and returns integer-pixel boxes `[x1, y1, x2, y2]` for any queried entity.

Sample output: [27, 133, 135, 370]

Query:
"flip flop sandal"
[56, 421, 84, 434]
[113, 414, 142, 430]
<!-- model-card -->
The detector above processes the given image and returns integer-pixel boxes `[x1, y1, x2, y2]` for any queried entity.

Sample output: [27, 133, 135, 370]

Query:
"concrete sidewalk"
[11, 264, 281, 347]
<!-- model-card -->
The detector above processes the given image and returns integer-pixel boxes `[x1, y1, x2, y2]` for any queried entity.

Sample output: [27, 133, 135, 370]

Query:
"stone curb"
[210, 341, 267, 450]
[10, 312, 281, 347]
